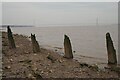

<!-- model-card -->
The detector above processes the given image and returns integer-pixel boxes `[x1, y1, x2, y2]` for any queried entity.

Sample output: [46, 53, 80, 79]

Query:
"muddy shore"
[2, 32, 120, 79]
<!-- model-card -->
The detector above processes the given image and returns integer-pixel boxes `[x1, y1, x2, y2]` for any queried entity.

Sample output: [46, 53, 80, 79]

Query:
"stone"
[58, 59, 63, 63]
[41, 71, 44, 74]
[33, 73, 43, 79]
[24, 51, 29, 54]
[63, 35, 73, 59]
[106, 32, 117, 64]
[80, 63, 89, 67]
[31, 34, 40, 53]
[27, 73, 33, 78]
[7, 26, 16, 49]
[5, 66, 11, 69]
[34, 54, 37, 56]
[89, 64, 99, 71]
[49, 70, 53, 73]
[9, 59, 13, 62]
[47, 54, 56, 63]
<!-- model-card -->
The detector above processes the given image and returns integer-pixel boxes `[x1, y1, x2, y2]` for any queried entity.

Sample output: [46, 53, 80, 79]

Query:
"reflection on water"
[2, 25, 118, 65]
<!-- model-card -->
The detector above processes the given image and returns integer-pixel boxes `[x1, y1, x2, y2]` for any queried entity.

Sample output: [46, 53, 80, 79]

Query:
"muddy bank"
[2, 32, 120, 79]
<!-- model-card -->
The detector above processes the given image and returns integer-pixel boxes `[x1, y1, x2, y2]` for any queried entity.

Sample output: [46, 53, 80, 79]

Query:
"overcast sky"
[2, 2, 118, 26]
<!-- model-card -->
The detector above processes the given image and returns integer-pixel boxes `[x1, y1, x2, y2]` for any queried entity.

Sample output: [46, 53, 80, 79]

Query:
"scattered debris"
[80, 63, 89, 67]
[47, 54, 56, 63]
[89, 64, 99, 71]
[19, 59, 32, 64]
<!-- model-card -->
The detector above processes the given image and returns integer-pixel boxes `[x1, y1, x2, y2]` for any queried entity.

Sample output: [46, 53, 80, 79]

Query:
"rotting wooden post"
[31, 33, 40, 53]
[7, 26, 16, 49]
[64, 34, 73, 59]
[106, 32, 117, 64]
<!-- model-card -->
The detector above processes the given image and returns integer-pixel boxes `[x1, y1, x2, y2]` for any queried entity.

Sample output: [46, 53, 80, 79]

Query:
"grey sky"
[2, 2, 118, 26]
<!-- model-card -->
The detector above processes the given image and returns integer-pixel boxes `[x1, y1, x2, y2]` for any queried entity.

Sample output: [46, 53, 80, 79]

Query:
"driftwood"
[7, 26, 16, 49]
[31, 34, 40, 53]
[64, 35, 73, 59]
[106, 32, 117, 64]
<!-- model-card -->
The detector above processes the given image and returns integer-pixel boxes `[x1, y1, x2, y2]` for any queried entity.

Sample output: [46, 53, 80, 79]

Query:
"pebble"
[55, 49, 57, 52]
[24, 51, 29, 54]
[28, 73, 33, 78]
[49, 70, 53, 73]
[34, 54, 37, 56]
[5, 66, 11, 69]
[59, 59, 63, 63]
[7, 66, 11, 69]
[41, 71, 44, 74]
[9, 59, 13, 62]
[90, 64, 99, 70]
[47, 64, 50, 66]
[16, 45, 20, 48]
[48, 53, 50, 55]
[73, 51, 76, 53]
[32, 67, 37, 71]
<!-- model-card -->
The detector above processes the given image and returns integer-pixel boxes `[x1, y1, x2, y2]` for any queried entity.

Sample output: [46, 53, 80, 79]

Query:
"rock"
[58, 59, 63, 63]
[47, 64, 50, 66]
[63, 35, 73, 59]
[106, 32, 117, 64]
[32, 67, 37, 72]
[24, 51, 29, 54]
[34, 54, 37, 56]
[41, 71, 44, 74]
[80, 63, 89, 67]
[33, 73, 43, 79]
[47, 54, 56, 63]
[89, 64, 99, 71]
[27, 73, 33, 78]
[9, 59, 13, 62]
[16, 45, 20, 48]
[105, 66, 120, 73]
[73, 51, 76, 53]
[5, 66, 11, 69]
[49, 70, 53, 73]
[55, 49, 57, 52]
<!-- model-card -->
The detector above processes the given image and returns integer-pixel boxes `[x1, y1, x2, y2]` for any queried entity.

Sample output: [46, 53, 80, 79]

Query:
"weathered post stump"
[64, 35, 73, 59]
[106, 32, 117, 64]
[7, 26, 16, 49]
[31, 34, 40, 53]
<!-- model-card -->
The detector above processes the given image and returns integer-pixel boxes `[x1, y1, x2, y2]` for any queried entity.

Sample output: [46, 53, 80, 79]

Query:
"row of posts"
[7, 26, 117, 65]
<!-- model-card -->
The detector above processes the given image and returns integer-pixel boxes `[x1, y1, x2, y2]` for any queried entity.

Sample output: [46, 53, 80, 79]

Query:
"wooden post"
[7, 26, 16, 49]
[31, 34, 40, 53]
[64, 35, 73, 59]
[106, 32, 117, 64]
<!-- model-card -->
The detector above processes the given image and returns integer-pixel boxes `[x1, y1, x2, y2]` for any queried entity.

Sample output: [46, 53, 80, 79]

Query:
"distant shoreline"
[0, 25, 34, 27]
